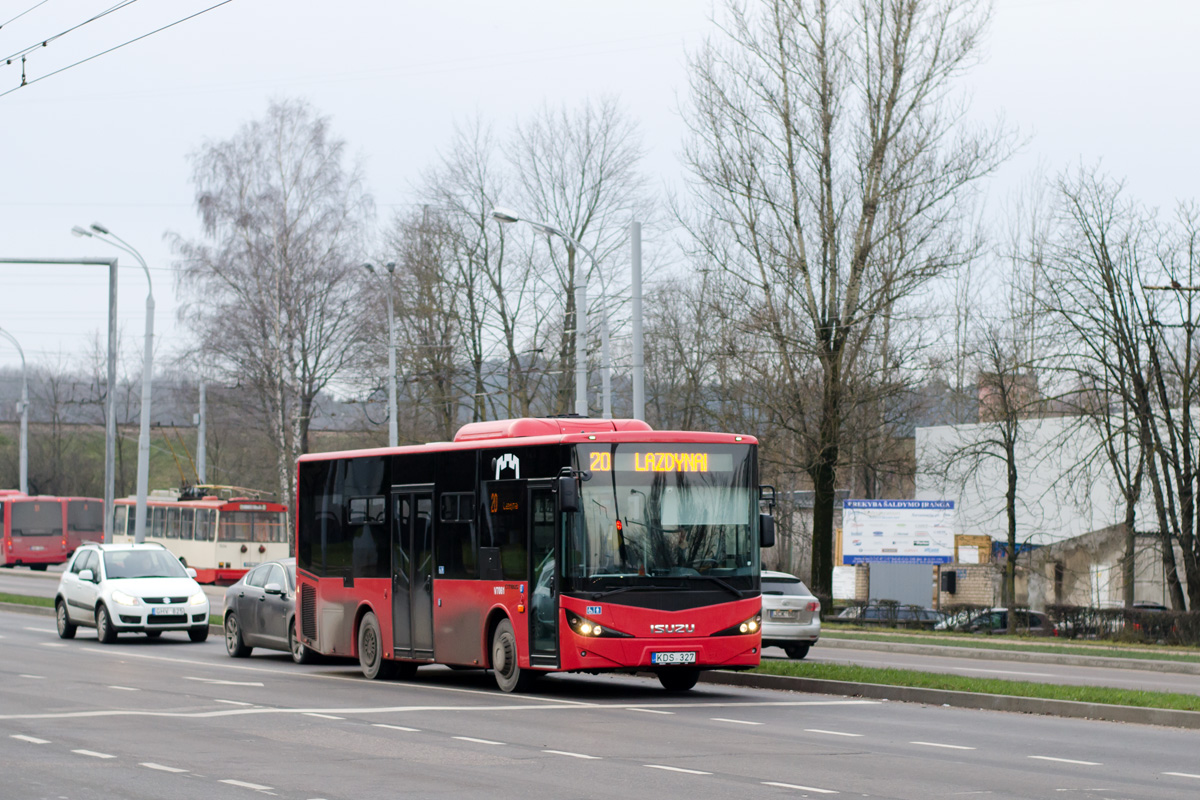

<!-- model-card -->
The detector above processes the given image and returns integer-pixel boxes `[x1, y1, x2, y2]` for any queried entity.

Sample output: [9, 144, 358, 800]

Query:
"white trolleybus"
[113, 488, 288, 584]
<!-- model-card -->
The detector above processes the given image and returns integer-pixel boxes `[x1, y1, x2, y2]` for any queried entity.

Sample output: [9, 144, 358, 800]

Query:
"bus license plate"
[31, 545, 44, 551]
[651, 651, 696, 665]
[151, 606, 181, 615]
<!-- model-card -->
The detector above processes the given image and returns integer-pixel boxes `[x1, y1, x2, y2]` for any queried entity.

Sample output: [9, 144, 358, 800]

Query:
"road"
[3, 608, 1200, 800]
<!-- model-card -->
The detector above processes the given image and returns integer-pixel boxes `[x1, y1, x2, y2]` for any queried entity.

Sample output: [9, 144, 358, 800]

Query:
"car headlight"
[713, 613, 761, 636]
[110, 590, 141, 607]
[189, 592, 208, 607]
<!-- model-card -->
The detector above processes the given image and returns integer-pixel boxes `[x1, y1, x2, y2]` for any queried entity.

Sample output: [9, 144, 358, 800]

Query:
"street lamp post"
[364, 262, 398, 447]
[0, 328, 28, 494]
[72, 224, 154, 543]
[491, 207, 605, 417]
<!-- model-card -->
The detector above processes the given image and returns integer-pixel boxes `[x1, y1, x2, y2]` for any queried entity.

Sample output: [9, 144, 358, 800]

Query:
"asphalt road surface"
[3, 608, 1200, 800]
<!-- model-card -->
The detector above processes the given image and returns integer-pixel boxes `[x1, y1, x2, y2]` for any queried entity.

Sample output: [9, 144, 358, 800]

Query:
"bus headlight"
[566, 612, 632, 638]
[713, 613, 762, 636]
[110, 590, 141, 607]
[188, 592, 208, 607]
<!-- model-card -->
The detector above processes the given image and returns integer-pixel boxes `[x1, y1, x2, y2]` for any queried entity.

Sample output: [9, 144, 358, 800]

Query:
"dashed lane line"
[185, 677, 264, 687]
[109, 686, 139, 691]
[221, 779, 274, 791]
[1164, 772, 1200, 779]
[73, 749, 116, 759]
[18, 674, 44, 679]
[645, 765, 712, 776]
[711, 717, 763, 725]
[1029, 756, 1101, 766]
[141, 763, 188, 773]
[215, 699, 254, 706]
[373, 724, 420, 732]
[304, 713, 345, 720]
[453, 736, 505, 746]
[38, 642, 66, 647]
[805, 729, 862, 737]
[631, 708, 674, 715]
[543, 749, 601, 759]
[11, 735, 49, 744]
[911, 741, 976, 750]
[762, 782, 838, 794]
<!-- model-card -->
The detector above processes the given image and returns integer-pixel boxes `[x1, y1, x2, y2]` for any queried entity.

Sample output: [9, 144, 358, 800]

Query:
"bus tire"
[96, 605, 118, 644]
[657, 668, 700, 692]
[30, 564, 48, 571]
[225, 613, 252, 657]
[358, 612, 396, 680]
[289, 621, 316, 664]
[56, 600, 76, 639]
[491, 618, 535, 693]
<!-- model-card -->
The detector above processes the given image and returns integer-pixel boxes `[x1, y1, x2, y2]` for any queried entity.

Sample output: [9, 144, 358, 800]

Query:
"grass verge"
[753, 659, 1200, 711]
[0, 592, 53, 608]
[822, 627, 1200, 663]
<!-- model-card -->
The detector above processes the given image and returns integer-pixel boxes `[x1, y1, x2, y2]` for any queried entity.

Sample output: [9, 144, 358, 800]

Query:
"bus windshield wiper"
[692, 575, 744, 598]
[590, 584, 674, 599]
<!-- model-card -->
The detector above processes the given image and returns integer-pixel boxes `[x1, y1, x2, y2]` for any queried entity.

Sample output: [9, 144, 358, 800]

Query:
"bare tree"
[172, 99, 371, 517]
[680, 0, 1012, 594]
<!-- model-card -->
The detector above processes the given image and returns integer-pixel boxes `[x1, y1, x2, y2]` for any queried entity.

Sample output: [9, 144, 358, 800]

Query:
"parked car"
[760, 570, 820, 659]
[837, 603, 945, 629]
[938, 607, 1047, 634]
[54, 542, 210, 642]
[223, 557, 315, 663]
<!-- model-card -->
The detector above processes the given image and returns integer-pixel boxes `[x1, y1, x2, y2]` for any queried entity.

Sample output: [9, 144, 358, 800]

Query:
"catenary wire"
[1, 0, 141, 66]
[0, 0, 54, 30]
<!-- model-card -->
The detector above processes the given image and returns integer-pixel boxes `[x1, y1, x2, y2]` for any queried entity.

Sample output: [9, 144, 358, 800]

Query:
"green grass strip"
[753, 659, 1200, 711]
[821, 628, 1200, 663]
[0, 592, 53, 608]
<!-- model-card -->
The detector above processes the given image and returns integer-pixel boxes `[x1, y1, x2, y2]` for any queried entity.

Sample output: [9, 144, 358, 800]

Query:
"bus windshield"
[569, 443, 757, 593]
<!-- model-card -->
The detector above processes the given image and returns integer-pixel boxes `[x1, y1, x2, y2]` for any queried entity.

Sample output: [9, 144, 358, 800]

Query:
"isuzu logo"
[649, 623, 695, 634]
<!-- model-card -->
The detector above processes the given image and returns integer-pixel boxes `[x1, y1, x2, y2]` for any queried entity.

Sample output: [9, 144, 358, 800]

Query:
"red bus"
[113, 492, 289, 584]
[295, 417, 776, 692]
[1, 492, 70, 570]
[62, 497, 105, 554]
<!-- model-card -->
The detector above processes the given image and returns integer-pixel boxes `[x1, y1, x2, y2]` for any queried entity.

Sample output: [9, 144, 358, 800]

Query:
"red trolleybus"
[1, 492, 70, 570]
[62, 497, 105, 554]
[113, 491, 289, 584]
[295, 417, 776, 692]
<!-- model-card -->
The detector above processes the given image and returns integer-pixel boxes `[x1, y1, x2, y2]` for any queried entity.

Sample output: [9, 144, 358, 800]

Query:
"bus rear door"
[528, 481, 559, 668]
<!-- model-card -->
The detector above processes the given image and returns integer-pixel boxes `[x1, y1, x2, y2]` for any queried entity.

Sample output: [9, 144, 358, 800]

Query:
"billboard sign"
[841, 499, 955, 564]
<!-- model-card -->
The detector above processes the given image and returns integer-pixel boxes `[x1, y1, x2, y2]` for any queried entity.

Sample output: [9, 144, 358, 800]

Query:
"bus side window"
[151, 507, 166, 539]
[180, 508, 195, 540]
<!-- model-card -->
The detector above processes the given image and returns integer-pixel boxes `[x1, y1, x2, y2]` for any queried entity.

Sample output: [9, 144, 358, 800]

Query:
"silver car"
[222, 558, 315, 663]
[761, 569, 821, 659]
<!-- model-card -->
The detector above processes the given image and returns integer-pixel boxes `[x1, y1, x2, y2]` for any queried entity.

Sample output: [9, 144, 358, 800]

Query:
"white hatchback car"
[55, 543, 211, 643]
[761, 569, 821, 659]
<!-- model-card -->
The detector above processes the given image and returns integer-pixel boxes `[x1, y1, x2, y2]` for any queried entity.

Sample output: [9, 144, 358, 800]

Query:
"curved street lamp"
[0, 328, 28, 494]
[72, 223, 154, 543]
[490, 207, 610, 417]
[364, 262, 398, 447]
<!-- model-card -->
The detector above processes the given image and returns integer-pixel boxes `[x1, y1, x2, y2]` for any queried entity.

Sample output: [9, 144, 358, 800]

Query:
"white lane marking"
[911, 741, 976, 750]
[373, 724, 420, 732]
[73, 749, 116, 759]
[39, 642, 66, 647]
[763, 781, 838, 794]
[711, 717, 763, 725]
[544, 749, 601, 759]
[11, 735, 50, 744]
[141, 763, 188, 773]
[18, 674, 44, 679]
[109, 686, 138, 692]
[631, 708, 674, 715]
[24, 627, 53, 633]
[645, 765, 712, 775]
[805, 729, 862, 737]
[453, 736, 505, 746]
[304, 713, 344, 720]
[1029, 756, 1101, 766]
[1163, 772, 1200, 779]
[221, 779, 274, 791]
[185, 677, 264, 687]
[952, 667, 1055, 678]
[215, 699, 254, 706]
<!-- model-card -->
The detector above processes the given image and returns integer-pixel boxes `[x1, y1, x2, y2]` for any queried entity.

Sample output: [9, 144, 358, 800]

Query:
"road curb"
[0, 600, 52, 617]
[820, 637, 1200, 675]
[700, 669, 1200, 729]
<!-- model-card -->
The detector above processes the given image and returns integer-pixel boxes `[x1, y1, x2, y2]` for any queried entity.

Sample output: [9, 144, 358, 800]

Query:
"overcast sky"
[1, 0, 1197, 379]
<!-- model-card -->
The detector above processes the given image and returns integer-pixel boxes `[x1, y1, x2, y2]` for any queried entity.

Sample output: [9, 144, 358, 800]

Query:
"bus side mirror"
[759, 513, 776, 548]
[558, 475, 580, 513]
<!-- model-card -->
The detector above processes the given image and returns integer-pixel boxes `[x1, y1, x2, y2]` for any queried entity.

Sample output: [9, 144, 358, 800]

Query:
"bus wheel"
[491, 618, 535, 693]
[30, 564, 48, 571]
[358, 612, 396, 680]
[657, 668, 700, 692]
[96, 605, 118, 644]
[56, 600, 76, 639]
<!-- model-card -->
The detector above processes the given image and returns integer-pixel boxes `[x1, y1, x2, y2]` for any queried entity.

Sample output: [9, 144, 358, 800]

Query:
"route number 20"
[589, 451, 612, 471]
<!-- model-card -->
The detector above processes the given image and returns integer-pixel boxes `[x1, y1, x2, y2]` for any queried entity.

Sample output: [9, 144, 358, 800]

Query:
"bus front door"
[391, 487, 435, 660]
[528, 483, 559, 667]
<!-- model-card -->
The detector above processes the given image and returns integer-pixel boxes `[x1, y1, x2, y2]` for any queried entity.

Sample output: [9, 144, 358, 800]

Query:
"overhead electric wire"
[0, 0, 54, 31]
[0, 0, 235, 100]
[1, 0, 141, 66]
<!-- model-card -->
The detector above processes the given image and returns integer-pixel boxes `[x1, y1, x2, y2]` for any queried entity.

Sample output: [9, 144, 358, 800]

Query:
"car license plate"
[31, 545, 45, 551]
[151, 606, 182, 615]
[651, 651, 696, 665]
[770, 609, 798, 619]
